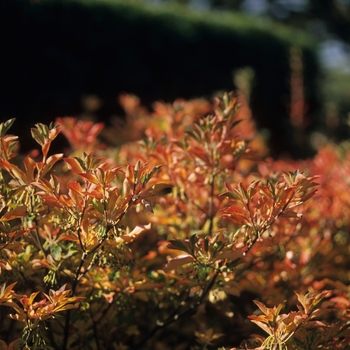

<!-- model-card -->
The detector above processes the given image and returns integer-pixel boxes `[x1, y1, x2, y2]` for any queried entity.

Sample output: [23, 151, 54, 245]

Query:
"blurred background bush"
[1, 0, 350, 157]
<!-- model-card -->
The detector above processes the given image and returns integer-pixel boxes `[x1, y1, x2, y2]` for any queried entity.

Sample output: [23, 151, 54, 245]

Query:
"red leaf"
[67, 182, 83, 195]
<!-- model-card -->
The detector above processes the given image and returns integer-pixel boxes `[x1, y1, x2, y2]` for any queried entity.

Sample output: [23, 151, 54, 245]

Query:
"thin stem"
[62, 192, 136, 349]
[43, 321, 60, 350]
[90, 308, 102, 350]
[133, 269, 220, 350]
[62, 309, 71, 350]
[62, 249, 88, 349]
[244, 188, 298, 255]
[207, 172, 216, 237]
[76, 200, 88, 253]
[20, 321, 39, 350]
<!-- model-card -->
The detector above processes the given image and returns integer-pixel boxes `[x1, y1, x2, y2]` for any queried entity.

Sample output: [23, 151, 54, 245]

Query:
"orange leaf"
[41, 153, 64, 176]
[67, 182, 83, 195]
[64, 157, 85, 174]
[1, 206, 28, 221]
[163, 254, 195, 272]
[0, 160, 26, 183]
[78, 172, 100, 185]
[121, 223, 151, 243]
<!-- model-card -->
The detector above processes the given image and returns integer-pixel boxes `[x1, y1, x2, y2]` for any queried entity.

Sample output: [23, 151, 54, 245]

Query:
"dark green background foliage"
[1, 0, 319, 154]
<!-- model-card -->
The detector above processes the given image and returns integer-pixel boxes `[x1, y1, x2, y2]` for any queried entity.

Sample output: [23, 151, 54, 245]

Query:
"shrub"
[0, 93, 349, 349]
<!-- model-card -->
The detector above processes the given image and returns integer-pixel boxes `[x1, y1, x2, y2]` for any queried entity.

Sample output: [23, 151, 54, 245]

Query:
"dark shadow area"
[1, 0, 320, 157]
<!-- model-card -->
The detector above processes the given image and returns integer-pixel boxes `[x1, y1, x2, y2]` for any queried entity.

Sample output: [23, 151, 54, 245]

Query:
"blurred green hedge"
[1, 0, 320, 155]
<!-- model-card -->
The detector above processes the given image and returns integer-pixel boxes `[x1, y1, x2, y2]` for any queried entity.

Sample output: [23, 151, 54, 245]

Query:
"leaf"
[57, 234, 79, 243]
[247, 180, 260, 197]
[300, 190, 317, 203]
[0, 282, 17, 302]
[104, 167, 123, 184]
[0, 119, 15, 137]
[0, 160, 26, 183]
[32, 259, 53, 270]
[78, 172, 100, 185]
[221, 205, 250, 224]
[248, 317, 274, 336]
[189, 234, 198, 254]
[121, 223, 151, 243]
[167, 239, 191, 254]
[139, 183, 173, 199]
[51, 245, 62, 261]
[258, 185, 274, 199]
[1, 206, 28, 222]
[163, 255, 195, 272]
[141, 199, 153, 213]
[147, 164, 162, 180]
[295, 291, 314, 315]
[187, 146, 210, 163]
[125, 164, 134, 186]
[219, 191, 241, 200]
[41, 153, 64, 177]
[64, 157, 85, 174]
[23, 155, 36, 183]
[213, 249, 242, 261]
[238, 183, 249, 203]
[67, 182, 83, 195]
[0, 260, 12, 271]
[253, 300, 272, 317]
[32, 177, 55, 194]
[43, 284, 84, 314]
[228, 118, 243, 131]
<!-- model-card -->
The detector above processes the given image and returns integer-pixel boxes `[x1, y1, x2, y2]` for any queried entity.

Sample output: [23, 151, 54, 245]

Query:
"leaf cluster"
[0, 93, 349, 349]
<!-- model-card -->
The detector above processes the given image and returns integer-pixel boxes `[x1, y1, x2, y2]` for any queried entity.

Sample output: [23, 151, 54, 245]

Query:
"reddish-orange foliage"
[0, 93, 349, 349]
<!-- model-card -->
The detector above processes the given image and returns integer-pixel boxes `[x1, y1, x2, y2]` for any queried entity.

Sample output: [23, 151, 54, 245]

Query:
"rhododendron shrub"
[0, 93, 349, 349]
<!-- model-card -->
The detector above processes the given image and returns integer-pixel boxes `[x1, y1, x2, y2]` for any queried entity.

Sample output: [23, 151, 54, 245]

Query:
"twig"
[132, 269, 220, 350]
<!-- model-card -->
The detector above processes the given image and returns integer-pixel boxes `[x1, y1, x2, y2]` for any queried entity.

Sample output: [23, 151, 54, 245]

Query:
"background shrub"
[1, 0, 320, 156]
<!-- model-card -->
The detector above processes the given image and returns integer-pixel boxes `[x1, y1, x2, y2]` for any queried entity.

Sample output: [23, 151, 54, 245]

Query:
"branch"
[132, 269, 220, 350]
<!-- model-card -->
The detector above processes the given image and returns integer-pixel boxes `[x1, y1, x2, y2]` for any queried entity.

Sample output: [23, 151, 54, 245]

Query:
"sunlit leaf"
[0, 119, 15, 137]
[121, 223, 151, 243]
[64, 157, 86, 173]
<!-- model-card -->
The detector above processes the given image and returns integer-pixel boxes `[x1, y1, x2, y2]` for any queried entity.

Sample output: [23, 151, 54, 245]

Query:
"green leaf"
[31, 124, 47, 146]
[0, 119, 15, 137]
[51, 244, 62, 261]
